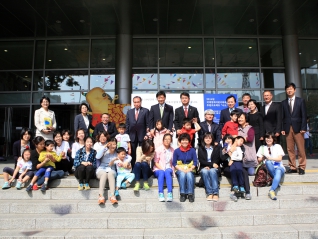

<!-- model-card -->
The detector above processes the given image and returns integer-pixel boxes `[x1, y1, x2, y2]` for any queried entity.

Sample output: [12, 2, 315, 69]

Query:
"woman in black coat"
[197, 132, 222, 202]
[248, 99, 264, 152]
[13, 128, 34, 166]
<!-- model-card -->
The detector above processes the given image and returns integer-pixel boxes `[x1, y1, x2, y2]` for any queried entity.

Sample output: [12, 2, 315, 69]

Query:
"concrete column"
[115, 0, 132, 104]
[282, 0, 302, 97]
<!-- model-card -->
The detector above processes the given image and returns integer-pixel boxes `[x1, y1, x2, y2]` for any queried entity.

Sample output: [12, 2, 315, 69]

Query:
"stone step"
[1, 208, 318, 230]
[1, 184, 318, 200]
[1, 195, 318, 214]
[0, 224, 317, 238]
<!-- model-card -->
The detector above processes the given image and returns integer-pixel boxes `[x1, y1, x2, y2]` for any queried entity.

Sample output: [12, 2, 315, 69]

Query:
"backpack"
[252, 162, 272, 187]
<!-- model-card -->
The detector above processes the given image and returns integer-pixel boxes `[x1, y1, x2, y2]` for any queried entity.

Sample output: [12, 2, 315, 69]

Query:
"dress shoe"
[286, 169, 297, 174]
[188, 194, 195, 203]
[179, 194, 187, 202]
[298, 168, 305, 175]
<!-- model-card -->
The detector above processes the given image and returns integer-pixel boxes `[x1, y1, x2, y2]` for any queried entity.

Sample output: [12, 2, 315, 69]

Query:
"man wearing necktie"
[281, 83, 307, 175]
[219, 95, 242, 130]
[92, 113, 118, 138]
[149, 91, 174, 135]
[174, 92, 200, 147]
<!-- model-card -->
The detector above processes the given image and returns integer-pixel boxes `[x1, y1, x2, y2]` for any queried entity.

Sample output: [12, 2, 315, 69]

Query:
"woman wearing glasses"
[256, 132, 285, 200]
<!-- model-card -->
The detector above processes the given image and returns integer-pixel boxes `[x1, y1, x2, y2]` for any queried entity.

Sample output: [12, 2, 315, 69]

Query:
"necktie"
[160, 105, 163, 117]
[208, 124, 211, 133]
[103, 124, 108, 132]
[230, 108, 233, 113]
[135, 110, 139, 121]
[184, 107, 188, 117]
[289, 99, 293, 114]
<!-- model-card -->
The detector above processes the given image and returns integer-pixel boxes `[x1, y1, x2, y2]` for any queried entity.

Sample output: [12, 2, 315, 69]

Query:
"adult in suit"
[198, 109, 221, 145]
[93, 113, 118, 139]
[126, 96, 149, 167]
[173, 92, 200, 147]
[149, 91, 174, 132]
[237, 93, 251, 113]
[281, 83, 307, 175]
[219, 95, 242, 129]
[261, 90, 282, 143]
[74, 103, 94, 136]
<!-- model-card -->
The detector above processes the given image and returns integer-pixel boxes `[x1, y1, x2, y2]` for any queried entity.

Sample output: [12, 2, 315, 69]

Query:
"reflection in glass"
[299, 40, 318, 68]
[33, 92, 83, 104]
[46, 40, 89, 68]
[215, 39, 258, 67]
[217, 90, 261, 102]
[217, 70, 260, 89]
[34, 40, 45, 69]
[159, 39, 203, 67]
[206, 69, 215, 88]
[159, 69, 203, 90]
[303, 68, 318, 89]
[90, 70, 115, 91]
[44, 71, 88, 91]
[0, 41, 33, 70]
[0, 72, 32, 91]
[133, 39, 157, 67]
[132, 70, 158, 90]
[303, 90, 318, 117]
[0, 93, 31, 104]
[259, 39, 284, 67]
[91, 39, 116, 68]
[262, 69, 285, 88]
[272, 90, 285, 101]
[204, 39, 215, 67]
[33, 71, 44, 91]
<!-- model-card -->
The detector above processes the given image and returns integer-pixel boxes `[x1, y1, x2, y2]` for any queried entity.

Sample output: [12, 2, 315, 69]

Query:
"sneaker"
[32, 184, 39, 190]
[188, 194, 195, 203]
[143, 182, 150, 191]
[239, 187, 246, 193]
[26, 184, 33, 192]
[268, 190, 277, 200]
[84, 183, 90, 190]
[2, 182, 10, 190]
[233, 186, 239, 194]
[98, 196, 105, 205]
[166, 192, 173, 202]
[114, 190, 120, 197]
[230, 193, 238, 202]
[158, 193, 165, 202]
[78, 184, 84, 191]
[212, 194, 219, 202]
[16, 181, 22, 190]
[180, 194, 187, 202]
[134, 183, 140, 191]
[121, 182, 127, 189]
[245, 193, 252, 200]
[40, 184, 47, 192]
[109, 196, 118, 205]
[206, 194, 213, 201]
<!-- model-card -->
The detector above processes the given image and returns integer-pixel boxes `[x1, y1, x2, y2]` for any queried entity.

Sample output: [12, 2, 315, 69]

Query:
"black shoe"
[180, 194, 187, 202]
[298, 168, 305, 175]
[188, 194, 195, 203]
[40, 184, 47, 192]
[26, 184, 33, 192]
[286, 169, 297, 174]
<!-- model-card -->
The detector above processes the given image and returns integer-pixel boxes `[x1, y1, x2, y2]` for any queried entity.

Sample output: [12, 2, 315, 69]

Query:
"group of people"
[1, 82, 309, 203]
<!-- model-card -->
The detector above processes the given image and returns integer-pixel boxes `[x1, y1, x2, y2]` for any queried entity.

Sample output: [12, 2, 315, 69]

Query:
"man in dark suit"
[281, 83, 307, 175]
[219, 95, 242, 129]
[92, 113, 118, 138]
[126, 96, 149, 167]
[198, 109, 221, 145]
[261, 90, 282, 143]
[174, 92, 200, 147]
[149, 91, 174, 132]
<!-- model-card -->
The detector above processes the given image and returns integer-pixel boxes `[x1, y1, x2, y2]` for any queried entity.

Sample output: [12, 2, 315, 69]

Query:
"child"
[221, 110, 239, 138]
[26, 140, 64, 192]
[228, 136, 245, 193]
[109, 147, 135, 197]
[148, 119, 171, 149]
[2, 149, 33, 190]
[115, 123, 131, 155]
[178, 117, 201, 146]
[62, 129, 74, 174]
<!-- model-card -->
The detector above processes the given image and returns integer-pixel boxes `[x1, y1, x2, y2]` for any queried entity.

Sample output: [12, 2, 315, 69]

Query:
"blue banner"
[204, 94, 238, 124]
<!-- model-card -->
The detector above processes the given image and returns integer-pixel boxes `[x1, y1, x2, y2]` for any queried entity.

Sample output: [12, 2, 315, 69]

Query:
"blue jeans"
[200, 168, 219, 195]
[35, 166, 54, 178]
[245, 167, 255, 176]
[154, 169, 173, 193]
[133, 162, 152, 181]
[175, 170, 194, 194]
[37, 170, 64, 185]
[305, 138, 313, 154]
[265, 160, 285, 191]
[116, 173, 135, 187]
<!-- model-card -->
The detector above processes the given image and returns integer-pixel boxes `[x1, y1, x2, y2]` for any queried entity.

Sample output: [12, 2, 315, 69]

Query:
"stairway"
[0, 174, 318, 238]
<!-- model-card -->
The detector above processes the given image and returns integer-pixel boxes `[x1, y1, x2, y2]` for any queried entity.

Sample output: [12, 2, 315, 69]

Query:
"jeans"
[35, 166, 54, 178]
[133, 162, 152, 181]
[116, 173, 135, 188]
[265, 160, 285, 191]
[245, 167, 255, 176]
[200, 168, 219, 195]
[175, 170, 194, 194]
[230, 161, 244, 187]
[154, 169, 173, 193]
[37, 170, 64, 185]
[305, 138, 313, 154]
